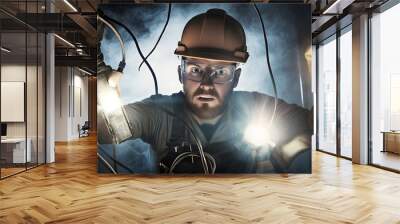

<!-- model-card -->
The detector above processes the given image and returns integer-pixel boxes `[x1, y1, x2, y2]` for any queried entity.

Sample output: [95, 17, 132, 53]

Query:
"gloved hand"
[270, 134, 311, 173]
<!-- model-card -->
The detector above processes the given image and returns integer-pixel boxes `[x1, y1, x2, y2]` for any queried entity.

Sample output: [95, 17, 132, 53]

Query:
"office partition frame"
[0, 0, 47, 180]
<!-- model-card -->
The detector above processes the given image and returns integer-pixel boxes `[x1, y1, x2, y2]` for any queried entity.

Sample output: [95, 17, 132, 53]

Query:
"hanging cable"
[97, 15, 126, 72]
[253, 4, 278, 127]
[152, 104, 210, 174]
[102, 14, 159, 95]
[138, 3, 172, 71]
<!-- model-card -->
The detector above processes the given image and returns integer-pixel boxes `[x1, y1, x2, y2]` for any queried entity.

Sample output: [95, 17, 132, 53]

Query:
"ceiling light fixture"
[63, 0, 78, 12]
[322, 0, 354, 15]
[54, 34, 75, 48]
[78, 67, 93, 76]
[323, 0, 342, 14]
[1, 47, 11, 53]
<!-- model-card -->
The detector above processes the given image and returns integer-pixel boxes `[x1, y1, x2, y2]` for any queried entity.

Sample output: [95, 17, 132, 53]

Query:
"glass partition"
[0, 1, 46, 179]
[1, 31, 28, 178]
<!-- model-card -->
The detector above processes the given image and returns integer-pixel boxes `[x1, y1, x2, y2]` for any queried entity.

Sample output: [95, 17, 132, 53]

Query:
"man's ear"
[178, 65, 182, 83]
[233, 68, 241, 88]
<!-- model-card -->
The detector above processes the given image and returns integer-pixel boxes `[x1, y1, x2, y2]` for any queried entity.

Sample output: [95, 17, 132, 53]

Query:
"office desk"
[382, 131, 400, 155]
[1, 138, 31, 163]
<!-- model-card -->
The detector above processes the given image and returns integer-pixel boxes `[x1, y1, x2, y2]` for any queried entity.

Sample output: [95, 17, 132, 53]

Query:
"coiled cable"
[170, 152, 216, 174]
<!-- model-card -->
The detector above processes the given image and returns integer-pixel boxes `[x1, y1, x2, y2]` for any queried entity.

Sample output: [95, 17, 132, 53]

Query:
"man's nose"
[200, 69, 215, 87]
[200, 74, 214, 89]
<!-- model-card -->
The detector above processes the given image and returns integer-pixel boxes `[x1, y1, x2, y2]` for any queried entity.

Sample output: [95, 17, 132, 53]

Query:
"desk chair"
[79, 121, 90, 138]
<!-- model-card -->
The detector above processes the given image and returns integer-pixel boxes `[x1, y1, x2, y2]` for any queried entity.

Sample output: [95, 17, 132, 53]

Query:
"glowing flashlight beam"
[244, 123, 276, 148]
[99, 89, 122, 115]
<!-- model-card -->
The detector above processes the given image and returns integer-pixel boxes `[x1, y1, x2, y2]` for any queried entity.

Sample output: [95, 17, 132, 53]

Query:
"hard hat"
[174, 8, 249, 63]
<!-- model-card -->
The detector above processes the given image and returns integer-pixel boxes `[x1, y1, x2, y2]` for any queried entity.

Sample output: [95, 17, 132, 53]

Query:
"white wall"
[1, 65, 41, 137]
[54, 67, 89, 141]
[1, 65, 26, 133]
[55, 66, 68, 141]
[1, 63, 46, 164]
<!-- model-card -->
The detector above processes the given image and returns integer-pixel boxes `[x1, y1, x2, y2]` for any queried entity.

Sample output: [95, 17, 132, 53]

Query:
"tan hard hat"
[174, 8, 249, 63]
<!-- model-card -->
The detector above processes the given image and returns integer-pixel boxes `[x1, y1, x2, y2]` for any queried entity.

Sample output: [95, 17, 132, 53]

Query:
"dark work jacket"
[123, 91, 312, 173]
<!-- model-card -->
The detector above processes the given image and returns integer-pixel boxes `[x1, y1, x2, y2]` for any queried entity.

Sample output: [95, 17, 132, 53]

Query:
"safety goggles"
[181, 59, 237, 84]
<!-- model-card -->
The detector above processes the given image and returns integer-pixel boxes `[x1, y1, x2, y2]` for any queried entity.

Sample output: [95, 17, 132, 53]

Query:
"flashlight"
[98, 74, 122, 114]
[244, 121, 276, 148]
[98, 71, 132, 144]
[97, 14, 133, 144]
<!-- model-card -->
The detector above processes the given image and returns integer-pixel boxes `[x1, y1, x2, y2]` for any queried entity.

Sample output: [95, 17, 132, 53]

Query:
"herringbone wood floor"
[1, 135, 400, 224]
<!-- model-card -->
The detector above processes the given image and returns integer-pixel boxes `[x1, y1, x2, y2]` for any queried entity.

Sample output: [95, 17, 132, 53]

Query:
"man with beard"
[98, 8, 312, 173]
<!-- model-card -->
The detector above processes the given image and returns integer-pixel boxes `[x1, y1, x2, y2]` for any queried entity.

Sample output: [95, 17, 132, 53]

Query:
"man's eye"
[190, 67, 201, 73]
[215, 69, 227, 76]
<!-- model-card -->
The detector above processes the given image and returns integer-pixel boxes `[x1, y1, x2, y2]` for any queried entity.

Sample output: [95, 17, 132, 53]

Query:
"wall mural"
[97, 3, 313, 174]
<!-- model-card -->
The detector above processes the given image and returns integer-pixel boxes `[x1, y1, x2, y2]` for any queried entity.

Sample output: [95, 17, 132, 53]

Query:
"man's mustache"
[193, 88, 219, 99]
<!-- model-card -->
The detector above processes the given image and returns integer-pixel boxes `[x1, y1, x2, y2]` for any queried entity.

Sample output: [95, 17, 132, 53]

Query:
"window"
[370, 2, 400, 171]
[317, 36, 337, 154]
[339, 28, 352, 158]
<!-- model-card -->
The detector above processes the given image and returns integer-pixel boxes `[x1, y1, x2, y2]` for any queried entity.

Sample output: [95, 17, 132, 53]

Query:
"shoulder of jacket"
[140, 92, 184, 107]
[232, 91, 275, 103]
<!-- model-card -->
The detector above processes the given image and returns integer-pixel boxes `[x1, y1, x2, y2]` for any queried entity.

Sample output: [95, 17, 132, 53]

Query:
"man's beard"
[187, 88, 226, 119]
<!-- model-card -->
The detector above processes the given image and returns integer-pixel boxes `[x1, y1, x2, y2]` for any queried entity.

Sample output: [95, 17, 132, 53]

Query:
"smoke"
[99, 4, 311, 108]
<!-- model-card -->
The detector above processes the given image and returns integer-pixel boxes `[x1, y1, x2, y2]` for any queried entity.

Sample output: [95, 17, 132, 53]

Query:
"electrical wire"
[102, 14, 159, 95]
[138, 3, 172, 71]
[97, 151, 117, 174]
[170, 152, 216, 174]
[253, 4, 278, 127]
[97, 15, 126, 72]
[151, 104, 210, 174]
